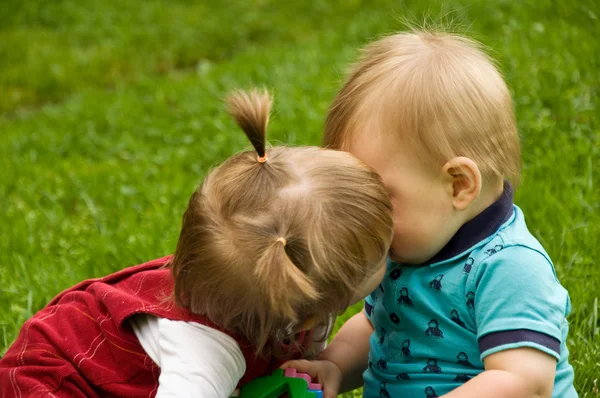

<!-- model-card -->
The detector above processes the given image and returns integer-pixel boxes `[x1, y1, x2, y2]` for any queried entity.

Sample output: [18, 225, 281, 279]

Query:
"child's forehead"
[346, 122, 397, 156]
[347, 128, 425, 170]
[346, 133, 395, 170]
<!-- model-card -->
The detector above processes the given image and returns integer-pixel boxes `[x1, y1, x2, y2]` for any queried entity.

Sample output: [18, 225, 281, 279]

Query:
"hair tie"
[257, 154, 268, 163]
[276, 237, 286, 246]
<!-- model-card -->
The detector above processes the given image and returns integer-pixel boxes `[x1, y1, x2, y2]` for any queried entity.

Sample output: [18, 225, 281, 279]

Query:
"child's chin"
[389, 248, 426, 265]
[388, 249, 404, 263]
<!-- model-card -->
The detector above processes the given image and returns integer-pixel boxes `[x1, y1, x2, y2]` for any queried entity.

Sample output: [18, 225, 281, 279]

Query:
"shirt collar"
[423, 182, 514, 266]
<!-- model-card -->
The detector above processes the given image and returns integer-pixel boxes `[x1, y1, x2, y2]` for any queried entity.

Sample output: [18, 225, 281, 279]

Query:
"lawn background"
[1, 0, 598, 396]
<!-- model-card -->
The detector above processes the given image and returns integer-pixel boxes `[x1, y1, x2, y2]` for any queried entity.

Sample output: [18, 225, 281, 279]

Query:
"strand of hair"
[226, 88, 273, 158]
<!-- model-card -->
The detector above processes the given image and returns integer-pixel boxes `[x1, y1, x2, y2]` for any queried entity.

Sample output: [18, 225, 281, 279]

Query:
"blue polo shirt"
[363, 185, 576, 398]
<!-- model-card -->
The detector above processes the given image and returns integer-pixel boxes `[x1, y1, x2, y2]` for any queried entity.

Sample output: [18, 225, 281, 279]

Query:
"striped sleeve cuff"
[364, 300, 374, 320]
[479, 329, 561, 361]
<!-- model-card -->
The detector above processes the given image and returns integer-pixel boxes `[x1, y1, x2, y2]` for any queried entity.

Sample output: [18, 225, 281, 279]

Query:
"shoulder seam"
[466, 242, 554, 292]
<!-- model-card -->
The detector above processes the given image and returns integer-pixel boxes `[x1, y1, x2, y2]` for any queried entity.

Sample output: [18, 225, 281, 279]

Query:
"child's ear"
[441, 157, 482, 211]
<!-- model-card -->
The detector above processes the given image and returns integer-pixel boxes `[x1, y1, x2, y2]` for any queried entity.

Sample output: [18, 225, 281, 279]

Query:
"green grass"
[0, 0, 598, 396]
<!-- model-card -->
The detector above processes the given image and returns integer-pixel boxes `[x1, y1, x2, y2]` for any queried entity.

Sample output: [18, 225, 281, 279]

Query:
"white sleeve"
[130, 314, 246, 398]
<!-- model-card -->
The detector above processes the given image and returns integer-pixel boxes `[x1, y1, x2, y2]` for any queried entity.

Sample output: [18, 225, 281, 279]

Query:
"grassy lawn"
[1, 0, 598, 396]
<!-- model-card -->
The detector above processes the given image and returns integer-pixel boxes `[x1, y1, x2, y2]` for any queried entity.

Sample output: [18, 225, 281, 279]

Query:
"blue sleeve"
[471, 245, 569, 361]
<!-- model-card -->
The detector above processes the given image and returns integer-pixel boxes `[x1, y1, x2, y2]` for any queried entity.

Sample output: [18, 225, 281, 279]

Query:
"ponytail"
[226, 88, 272, 159]
[254, 238, 319, 321]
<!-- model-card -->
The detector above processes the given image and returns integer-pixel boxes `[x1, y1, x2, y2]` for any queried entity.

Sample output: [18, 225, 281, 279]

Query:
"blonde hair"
[171, 89, 393, 355]
[324, 30, 521, 186]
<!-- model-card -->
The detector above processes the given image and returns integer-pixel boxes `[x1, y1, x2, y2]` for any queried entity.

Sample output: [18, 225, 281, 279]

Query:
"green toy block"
[237, 369, 317, 398]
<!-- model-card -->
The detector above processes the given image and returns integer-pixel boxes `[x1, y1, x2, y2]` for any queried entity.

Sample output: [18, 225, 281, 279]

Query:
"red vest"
[0, 256, 302, 397]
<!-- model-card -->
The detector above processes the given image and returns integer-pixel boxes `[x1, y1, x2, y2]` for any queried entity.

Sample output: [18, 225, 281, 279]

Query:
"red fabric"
[0, 256, 303, 397]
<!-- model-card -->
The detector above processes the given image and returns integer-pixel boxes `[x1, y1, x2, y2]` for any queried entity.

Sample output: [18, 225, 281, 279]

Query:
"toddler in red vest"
[0, 89, 393, 398]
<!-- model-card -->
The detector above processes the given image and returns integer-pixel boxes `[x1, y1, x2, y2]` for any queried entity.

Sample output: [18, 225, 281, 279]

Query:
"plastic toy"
[234, 368, 323, 398]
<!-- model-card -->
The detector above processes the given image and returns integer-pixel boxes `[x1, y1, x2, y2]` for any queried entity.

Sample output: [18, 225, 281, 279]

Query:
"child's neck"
[421, 179, 510, 266]
[465, 179, 505, 223]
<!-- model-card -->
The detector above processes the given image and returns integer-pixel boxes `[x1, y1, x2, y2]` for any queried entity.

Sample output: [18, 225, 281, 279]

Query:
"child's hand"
[281, 359, 342, 398]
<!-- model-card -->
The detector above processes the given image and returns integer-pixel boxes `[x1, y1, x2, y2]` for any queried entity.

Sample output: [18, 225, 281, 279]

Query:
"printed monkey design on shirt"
[450, 309, 467, 328]
[455, 374, 473, 383]
[397, 287, 414, 306]
[390, 268, 403, 280]
[390, 312, 401, 325]
[379, 284, 385, 293]
[463, 257, 474, 274]
[425, 319, 444, 338]
[425, 386, 439, 398]
[379, 382, 391, 398]
[429, 274, 444, 292]
[423, 358, 442, 373]
[396, 372, 411, 380]
[466, 291, 475, 309]
[378, 327, 386, 345]
[401, 339, 412, 357]
[377, 357, 388, 371]
[367, 289, 378, 315]
[485, 244, 504, 255]
[457, 352, 473, 367]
